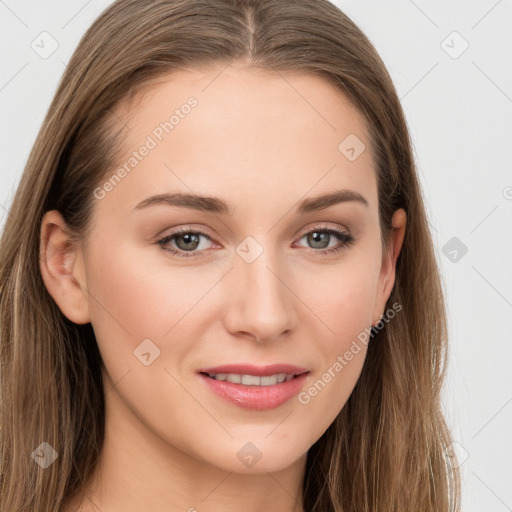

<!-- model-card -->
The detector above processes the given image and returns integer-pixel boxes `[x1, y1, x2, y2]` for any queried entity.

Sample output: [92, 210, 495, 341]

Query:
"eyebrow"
[132, 189, 368, 215]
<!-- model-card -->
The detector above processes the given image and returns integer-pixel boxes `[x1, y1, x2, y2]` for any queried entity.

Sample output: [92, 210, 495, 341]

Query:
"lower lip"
[199, 372, 309, 411]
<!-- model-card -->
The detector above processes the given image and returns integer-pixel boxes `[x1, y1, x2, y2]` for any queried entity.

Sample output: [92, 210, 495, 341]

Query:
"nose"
[222, 249, 298, 344]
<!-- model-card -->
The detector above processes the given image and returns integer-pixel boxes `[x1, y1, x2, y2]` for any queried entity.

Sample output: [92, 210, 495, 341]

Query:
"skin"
[40, 62, 406, 512]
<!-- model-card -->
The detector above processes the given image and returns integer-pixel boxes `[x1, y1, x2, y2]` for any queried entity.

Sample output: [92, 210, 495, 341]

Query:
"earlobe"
[39, 210, 91, 325]
[372, 208, 407, 325]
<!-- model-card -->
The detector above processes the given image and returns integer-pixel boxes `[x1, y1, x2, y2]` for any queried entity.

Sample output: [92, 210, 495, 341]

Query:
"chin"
[200, 434, 309, 474]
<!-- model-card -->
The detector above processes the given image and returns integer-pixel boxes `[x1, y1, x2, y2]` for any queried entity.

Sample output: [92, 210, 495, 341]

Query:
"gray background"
[1, 0, 511, 509]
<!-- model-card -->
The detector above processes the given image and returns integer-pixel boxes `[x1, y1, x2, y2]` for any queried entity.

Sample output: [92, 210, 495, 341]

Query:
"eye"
[156, 227, 216, 258]
[156, 224, 355, 259]
[295, 225, 354, 256]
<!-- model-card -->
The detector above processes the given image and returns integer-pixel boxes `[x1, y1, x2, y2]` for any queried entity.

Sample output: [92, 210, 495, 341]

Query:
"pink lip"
[197, 364, 310, 411]
[198, 363, 308, 377]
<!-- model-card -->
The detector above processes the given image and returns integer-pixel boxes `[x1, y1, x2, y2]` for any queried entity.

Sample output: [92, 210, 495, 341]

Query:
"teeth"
[208, 372, 296, 386]
[241, 374, 261, 385]
[260, 375, 277, 385]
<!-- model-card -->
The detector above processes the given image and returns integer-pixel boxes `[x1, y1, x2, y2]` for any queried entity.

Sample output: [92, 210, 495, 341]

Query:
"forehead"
[103, 64, 378, 216]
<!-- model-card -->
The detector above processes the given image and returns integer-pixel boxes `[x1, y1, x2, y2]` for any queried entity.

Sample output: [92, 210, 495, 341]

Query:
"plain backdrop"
[1, 1, 511, 510]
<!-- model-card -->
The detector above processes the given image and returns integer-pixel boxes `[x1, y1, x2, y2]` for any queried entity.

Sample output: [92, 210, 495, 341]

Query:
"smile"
[204, 372, 296, 385]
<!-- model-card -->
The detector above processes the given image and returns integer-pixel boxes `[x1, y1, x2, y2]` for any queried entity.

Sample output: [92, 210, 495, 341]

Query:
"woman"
[0, 0, 461, 510]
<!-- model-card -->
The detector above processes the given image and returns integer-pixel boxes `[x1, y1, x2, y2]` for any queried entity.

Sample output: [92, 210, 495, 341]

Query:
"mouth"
[197, 364, 310, 410]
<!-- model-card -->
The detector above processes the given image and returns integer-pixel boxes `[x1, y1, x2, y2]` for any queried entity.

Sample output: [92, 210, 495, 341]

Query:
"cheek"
[83, 241, 164, 371]
[84, 241, 224, 368]
[84, 244, 215, 433]
[85, 239, 200, 329]
[295, 254, 379, 338]
[291, 258, 377, 433]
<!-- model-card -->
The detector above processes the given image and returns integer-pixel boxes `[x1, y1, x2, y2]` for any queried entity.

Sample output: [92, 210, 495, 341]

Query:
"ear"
[372, 208, 407, 325]
[39, 210, 91, 324]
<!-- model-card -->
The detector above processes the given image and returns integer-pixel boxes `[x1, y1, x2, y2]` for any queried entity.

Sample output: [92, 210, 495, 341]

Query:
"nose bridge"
[225, 239, 297, 342]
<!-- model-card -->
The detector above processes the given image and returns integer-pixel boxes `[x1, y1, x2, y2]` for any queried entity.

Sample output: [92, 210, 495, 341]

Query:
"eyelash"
[156, 225, 355, 259]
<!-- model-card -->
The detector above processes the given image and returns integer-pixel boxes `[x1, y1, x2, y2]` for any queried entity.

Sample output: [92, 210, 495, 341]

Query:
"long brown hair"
[0, 0, 461, 510]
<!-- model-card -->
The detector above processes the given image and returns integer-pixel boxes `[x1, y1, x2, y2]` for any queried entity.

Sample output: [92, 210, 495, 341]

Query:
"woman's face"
[46, 64, 405, 475]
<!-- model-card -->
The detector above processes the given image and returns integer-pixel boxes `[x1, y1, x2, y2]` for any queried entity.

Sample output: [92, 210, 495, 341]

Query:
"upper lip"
[198, 363, 309, 377]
